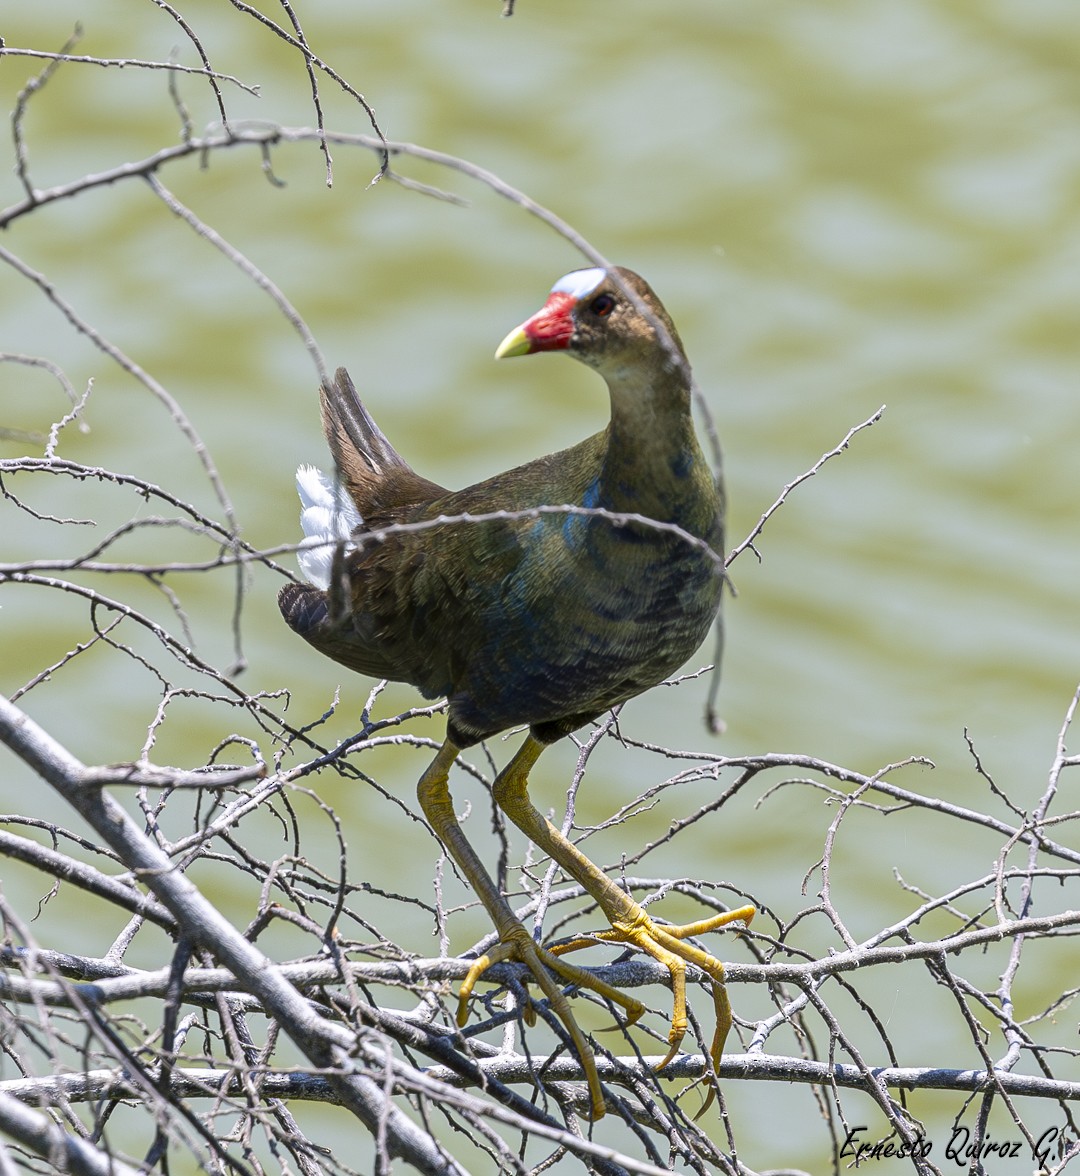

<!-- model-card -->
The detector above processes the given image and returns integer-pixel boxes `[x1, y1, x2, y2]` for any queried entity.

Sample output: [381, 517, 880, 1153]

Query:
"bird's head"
[495, 265, 685, 377]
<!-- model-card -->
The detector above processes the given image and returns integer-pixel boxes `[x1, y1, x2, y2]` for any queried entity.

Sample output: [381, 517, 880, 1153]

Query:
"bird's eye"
[589, 293, 616, 317]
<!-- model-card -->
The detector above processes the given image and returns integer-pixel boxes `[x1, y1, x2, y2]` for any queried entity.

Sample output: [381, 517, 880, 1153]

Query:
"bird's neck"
[599, 358, 714, 525]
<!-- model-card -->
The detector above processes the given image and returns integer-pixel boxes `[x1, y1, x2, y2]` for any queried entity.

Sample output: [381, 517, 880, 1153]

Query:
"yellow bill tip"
[494, 325, 532, 359]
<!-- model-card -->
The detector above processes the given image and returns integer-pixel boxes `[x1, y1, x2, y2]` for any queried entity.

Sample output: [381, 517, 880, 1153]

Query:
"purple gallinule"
[279, 267, 753, 1117]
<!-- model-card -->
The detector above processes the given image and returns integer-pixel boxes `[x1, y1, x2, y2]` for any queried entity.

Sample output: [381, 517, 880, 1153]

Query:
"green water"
[3, 1, 1079, 1171]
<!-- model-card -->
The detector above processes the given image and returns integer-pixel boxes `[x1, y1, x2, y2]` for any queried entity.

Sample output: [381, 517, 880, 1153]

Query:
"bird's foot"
[549, 903, 755, 1115]
[457, 922, 645, 1120]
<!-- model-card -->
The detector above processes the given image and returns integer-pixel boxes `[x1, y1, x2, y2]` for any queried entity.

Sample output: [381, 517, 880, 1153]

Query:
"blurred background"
[2, 1, 1079, 1170]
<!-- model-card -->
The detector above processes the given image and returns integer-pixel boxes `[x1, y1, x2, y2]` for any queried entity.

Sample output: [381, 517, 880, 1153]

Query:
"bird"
[278, 265, 754, 1118]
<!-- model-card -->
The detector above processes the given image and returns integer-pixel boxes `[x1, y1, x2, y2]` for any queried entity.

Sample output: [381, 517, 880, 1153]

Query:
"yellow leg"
[417, 738, 644, 1120]
[491, 734, 754, 1108]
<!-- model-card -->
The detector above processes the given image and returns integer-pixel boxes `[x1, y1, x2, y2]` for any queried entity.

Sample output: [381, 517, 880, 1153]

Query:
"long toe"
[457, 923, 650, 1120]
[558, 906, 752, 1089]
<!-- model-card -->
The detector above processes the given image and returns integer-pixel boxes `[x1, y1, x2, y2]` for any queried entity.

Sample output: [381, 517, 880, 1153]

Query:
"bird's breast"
[444, 510, 723, 743]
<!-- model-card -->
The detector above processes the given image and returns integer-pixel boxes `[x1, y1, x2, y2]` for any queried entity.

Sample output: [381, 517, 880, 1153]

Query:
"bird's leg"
[417, 737, 643, 1120]
[491, 734, 754, 1090]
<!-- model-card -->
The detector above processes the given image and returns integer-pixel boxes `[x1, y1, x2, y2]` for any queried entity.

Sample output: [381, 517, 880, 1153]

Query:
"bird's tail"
[294, 464, 360, 590]
[320, 367, 412, 491]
